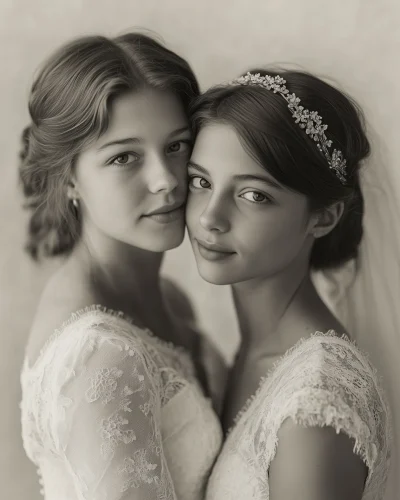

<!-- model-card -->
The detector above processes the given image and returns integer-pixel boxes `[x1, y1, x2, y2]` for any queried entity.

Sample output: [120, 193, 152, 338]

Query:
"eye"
[109, 153, 140, 167]
[189, 176, 211, 189]
[167, 140, 192, 154]
[240, 191, 270, 204]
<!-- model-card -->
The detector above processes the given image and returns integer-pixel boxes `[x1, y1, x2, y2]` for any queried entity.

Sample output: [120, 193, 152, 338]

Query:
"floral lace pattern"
[99, 410, 137, 459]
[86, 367, 123, 405]
[206, 332, 391, 500]
[20, 308, 223, 500]
[119, 449, 159, 491]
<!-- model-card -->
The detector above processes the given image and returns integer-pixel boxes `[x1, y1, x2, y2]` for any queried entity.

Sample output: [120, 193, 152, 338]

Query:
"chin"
[115, 223, 184, 253]
[144, 228, 186, 252]
[195, 261, 238, 286]
[161, 235, 185, 251]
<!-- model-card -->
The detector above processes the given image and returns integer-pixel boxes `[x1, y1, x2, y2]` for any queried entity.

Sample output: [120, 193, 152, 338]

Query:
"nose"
[199, 194, 231, 233]
[147, 153, 181, 194]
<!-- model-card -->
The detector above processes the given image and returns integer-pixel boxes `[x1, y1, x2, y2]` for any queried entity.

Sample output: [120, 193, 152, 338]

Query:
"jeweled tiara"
[230, 72, 347, 184]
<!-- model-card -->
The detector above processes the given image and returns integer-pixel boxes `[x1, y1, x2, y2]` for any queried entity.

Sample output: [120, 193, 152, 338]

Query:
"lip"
[195, 238, 236, 262]
[145, 201, 185, 216]
[195, 238, 234, 254]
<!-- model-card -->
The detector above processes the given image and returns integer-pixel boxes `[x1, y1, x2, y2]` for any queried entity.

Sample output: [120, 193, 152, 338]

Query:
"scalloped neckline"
[23, 304, 190, 373]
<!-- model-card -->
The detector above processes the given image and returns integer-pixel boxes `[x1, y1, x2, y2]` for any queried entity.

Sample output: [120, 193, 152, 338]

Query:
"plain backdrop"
[1, 1, 399, 498]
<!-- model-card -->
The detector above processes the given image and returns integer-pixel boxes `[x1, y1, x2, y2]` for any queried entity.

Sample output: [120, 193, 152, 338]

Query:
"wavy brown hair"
[19, 33, 199, 260]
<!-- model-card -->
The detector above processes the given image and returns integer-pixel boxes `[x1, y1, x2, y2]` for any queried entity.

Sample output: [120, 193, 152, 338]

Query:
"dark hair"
[19, 33, 200, 260]
[190, 69, 370, 270]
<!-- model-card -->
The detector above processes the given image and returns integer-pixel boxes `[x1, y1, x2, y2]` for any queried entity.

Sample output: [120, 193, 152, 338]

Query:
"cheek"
[82, 173, 146, 221]
[185, 192, 204, 232]
[241, 208, 308, 260]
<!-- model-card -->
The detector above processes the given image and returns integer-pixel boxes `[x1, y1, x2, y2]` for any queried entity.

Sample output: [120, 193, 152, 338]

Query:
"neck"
[231, 259, 311, 352]
[71, 227, 165, 316]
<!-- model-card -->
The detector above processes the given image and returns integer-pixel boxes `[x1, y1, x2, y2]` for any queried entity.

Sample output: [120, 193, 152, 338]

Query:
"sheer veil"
[312, 135, 400, 498]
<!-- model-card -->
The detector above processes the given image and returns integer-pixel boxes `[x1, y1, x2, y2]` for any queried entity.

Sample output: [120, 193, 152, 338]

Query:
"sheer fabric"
[20, 307, 223, 500]
[206, 332, 391, 500]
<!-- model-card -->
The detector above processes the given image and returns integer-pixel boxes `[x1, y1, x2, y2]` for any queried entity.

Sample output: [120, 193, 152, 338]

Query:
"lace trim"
[225, 329, 379, 436]
[23, 304, 190, 373]
[259, 336, 392, 491]
[216, 329, 391, 498]
[268, 388, 378, 473]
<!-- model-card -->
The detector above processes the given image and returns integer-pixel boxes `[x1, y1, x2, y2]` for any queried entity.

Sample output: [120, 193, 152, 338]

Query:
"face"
[186, 123, 316, 285]
[73, 88, 192, 252]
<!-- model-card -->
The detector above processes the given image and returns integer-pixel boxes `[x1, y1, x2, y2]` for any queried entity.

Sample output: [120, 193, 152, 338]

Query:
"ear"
[310, 201, 344, 239]
[66, 177, 79, 201]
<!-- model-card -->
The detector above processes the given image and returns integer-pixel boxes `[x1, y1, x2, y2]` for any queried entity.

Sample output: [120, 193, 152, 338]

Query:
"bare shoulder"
[269, 418, 367, 500]
[26, 264, 97, 364]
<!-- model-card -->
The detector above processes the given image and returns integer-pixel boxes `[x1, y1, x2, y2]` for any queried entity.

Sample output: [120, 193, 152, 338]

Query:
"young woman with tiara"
[186, 70, 391, 499]
[19, 33, 224, 500]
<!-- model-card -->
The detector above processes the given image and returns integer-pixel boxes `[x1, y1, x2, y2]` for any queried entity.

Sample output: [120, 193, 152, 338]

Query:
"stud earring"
[70, 197, 80, 219]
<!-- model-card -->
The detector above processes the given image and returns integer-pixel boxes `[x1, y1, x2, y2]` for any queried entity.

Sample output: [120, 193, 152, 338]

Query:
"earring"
[70, 197, 80, 219]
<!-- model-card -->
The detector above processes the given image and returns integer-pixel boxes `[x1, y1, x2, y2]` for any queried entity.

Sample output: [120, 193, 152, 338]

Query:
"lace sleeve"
[62, 335, 177, 500]
[256, 335, 391, 493]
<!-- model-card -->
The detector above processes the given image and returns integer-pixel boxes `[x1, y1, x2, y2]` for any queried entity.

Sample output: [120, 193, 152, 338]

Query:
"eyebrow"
[98, 127, 191, 151]
[98, 137, 140, 151]
[168, 126, 192, 138]
[187, 161, 283, 190]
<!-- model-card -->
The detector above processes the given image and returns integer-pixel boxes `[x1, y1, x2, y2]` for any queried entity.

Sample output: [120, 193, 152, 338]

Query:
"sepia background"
[0, 0, 399, 498]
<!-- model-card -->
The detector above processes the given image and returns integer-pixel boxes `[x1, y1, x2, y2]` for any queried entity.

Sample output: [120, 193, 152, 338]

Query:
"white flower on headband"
[230, 72, 347, 184]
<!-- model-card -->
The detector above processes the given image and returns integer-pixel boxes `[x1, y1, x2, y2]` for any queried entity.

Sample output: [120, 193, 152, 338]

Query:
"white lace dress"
[20, 307, 223, 500]
[206, 332, 391, 500]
